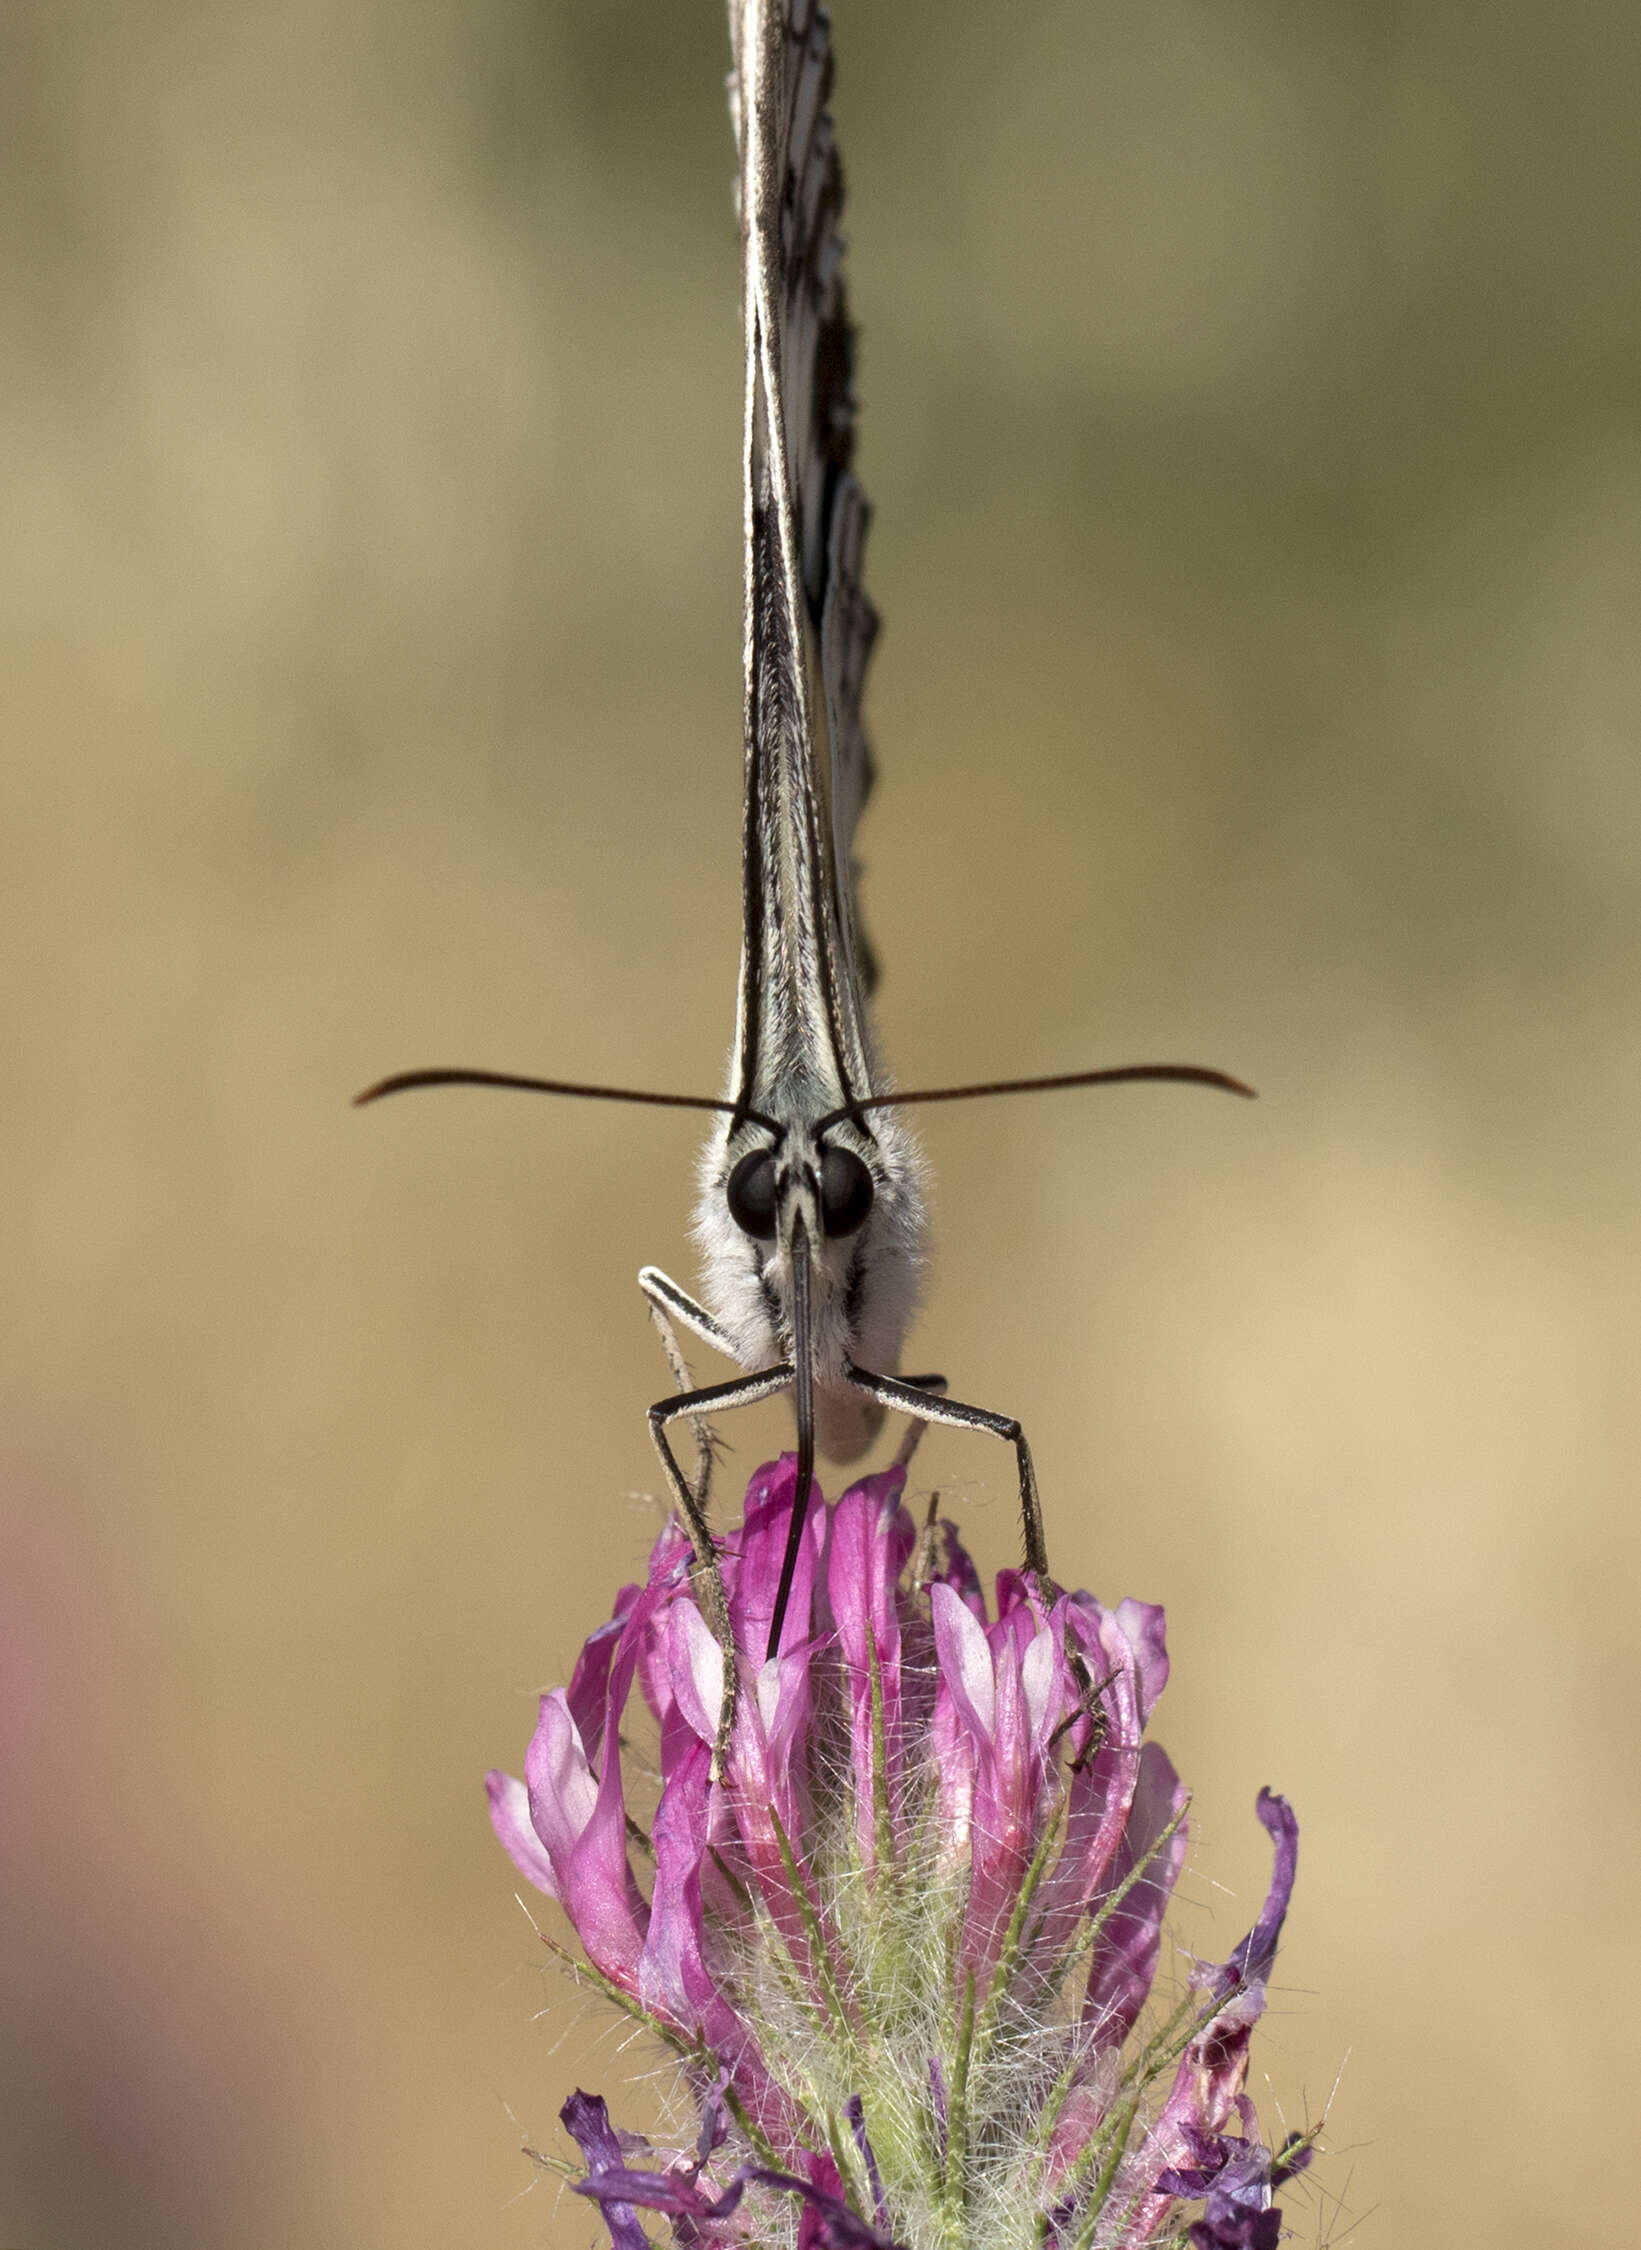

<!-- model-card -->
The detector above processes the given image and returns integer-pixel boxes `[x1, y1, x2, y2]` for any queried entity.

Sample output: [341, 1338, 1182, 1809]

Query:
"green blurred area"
[2, 1, 1638, 2242]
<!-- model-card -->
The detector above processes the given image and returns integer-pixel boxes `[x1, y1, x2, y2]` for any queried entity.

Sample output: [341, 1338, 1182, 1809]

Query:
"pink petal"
[485, 1768, 559, 1898]
[1113, 1597, 1170, 1724]
[667, 1598, 725, 1748]
[523, 1689, 598, 1876]
[931, 1581, 995, 1742]
[828, 1470, 913, 1869]
[930, 1516, 987, 1617]
[928, 1683, 976, 1863]
[956, 1617, 1046, 1983]
[639, 1721, 742, 2057]
[731, 1456, 825, 1660]
[1030, 1599, 1151, 1956]
[633, 1522, 694, 1727]
[566, 1588, 640, 1764]
[560, 1593, 665, 1992]
[1020, 1624, 1057, 1744]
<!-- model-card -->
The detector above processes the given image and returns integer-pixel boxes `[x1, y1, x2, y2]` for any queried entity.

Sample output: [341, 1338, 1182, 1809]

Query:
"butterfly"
[358, 0, 1248, 1680]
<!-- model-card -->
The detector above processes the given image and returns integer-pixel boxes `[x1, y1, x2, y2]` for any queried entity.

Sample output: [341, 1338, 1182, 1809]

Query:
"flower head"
[490, 1459, 1309, 2248]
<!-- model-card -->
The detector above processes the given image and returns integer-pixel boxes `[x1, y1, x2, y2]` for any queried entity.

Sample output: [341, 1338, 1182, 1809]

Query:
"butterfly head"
[724, 1136, 874, 1246]
[694, 1097, 926, 1459]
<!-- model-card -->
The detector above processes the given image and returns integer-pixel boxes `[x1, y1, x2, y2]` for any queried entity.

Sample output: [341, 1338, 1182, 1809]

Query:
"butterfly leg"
[649, 1362, 794, 1776]
[889, 1373, 948, 1469]
[845, 1362, 1050, 1585]
[852, 1364, 1104, 1740]
[638, 1266, 737, 1355]
[638, 1266, 737, 1512]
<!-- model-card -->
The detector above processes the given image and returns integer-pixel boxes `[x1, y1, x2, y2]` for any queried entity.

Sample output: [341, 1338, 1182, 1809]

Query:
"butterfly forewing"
[730, 0, 881, 1125]
[356, 2, 1251, 1689]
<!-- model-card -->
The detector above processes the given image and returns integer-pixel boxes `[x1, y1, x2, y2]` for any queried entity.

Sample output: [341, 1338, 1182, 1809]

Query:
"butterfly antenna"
[354, 1066, 783, 1137]
[815, 1062, 1254, 1133]
[767, 1216, 815, 1664]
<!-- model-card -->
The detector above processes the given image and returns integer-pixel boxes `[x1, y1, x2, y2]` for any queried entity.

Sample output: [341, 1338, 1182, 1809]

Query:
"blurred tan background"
[3, 1, 1638, 2243]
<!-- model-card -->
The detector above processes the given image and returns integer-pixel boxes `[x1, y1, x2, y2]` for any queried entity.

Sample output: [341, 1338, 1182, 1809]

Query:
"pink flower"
[490, 1460, 1313, 2247]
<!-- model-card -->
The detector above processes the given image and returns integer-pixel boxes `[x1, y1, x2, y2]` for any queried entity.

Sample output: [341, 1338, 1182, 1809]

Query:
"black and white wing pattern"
[356, 0, 1251, 1691]
[727, 0, 882, 1129]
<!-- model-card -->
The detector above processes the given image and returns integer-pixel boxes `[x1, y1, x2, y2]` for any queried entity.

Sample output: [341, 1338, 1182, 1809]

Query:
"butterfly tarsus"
[846, 1361, 1051, 1586]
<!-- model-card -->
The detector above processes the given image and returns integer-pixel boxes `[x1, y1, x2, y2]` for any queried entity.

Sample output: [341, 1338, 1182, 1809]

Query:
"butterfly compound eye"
[820, 1146, 874, 1238]
[726, 1148, 779, 1239]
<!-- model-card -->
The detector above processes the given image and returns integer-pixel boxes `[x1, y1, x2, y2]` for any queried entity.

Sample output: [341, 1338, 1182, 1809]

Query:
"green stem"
[1066, 2094, 1141, 2250]
[942, 1970, 977, 2236]
[770, 1804, 861, 2037]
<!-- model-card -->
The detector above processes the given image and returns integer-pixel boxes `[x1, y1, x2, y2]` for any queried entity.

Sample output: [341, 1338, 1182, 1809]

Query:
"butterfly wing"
[728, 0, 882, 1127]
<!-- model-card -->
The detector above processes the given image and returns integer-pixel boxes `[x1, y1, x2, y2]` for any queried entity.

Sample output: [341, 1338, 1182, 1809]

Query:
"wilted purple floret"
[1158, 2126, 1315, 2250]
[491, 1459, 1310, 2248]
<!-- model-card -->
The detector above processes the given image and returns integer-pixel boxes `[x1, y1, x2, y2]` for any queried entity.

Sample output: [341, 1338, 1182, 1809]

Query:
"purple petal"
[1082, 1741, 1189, 2044]
[1156, 2166, 1220, 2197]
[572, 2146, 903, 2249]
[730, 1456, 825, 1659]
[1212, 1790, 1299, 1999]
[991, 1566, 1037, 1623]
[796, 2153, 849, 2250]
[1162, 2133, 1314, 2250]
[576, 2159, 746, 2223]
[484, 1768, 558, 1898]
[566, 1587, 640, 1765]
[560, 2091, 649, 2250]
[844, 2094, 888, 2229]
[1135, 1795, 1302, 2231]
[694, 2077, 731, 2166]
[706, 1513, 823, 1953]
[743, 2167, 903, 2249]
[564, 2086, 758, 2231]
